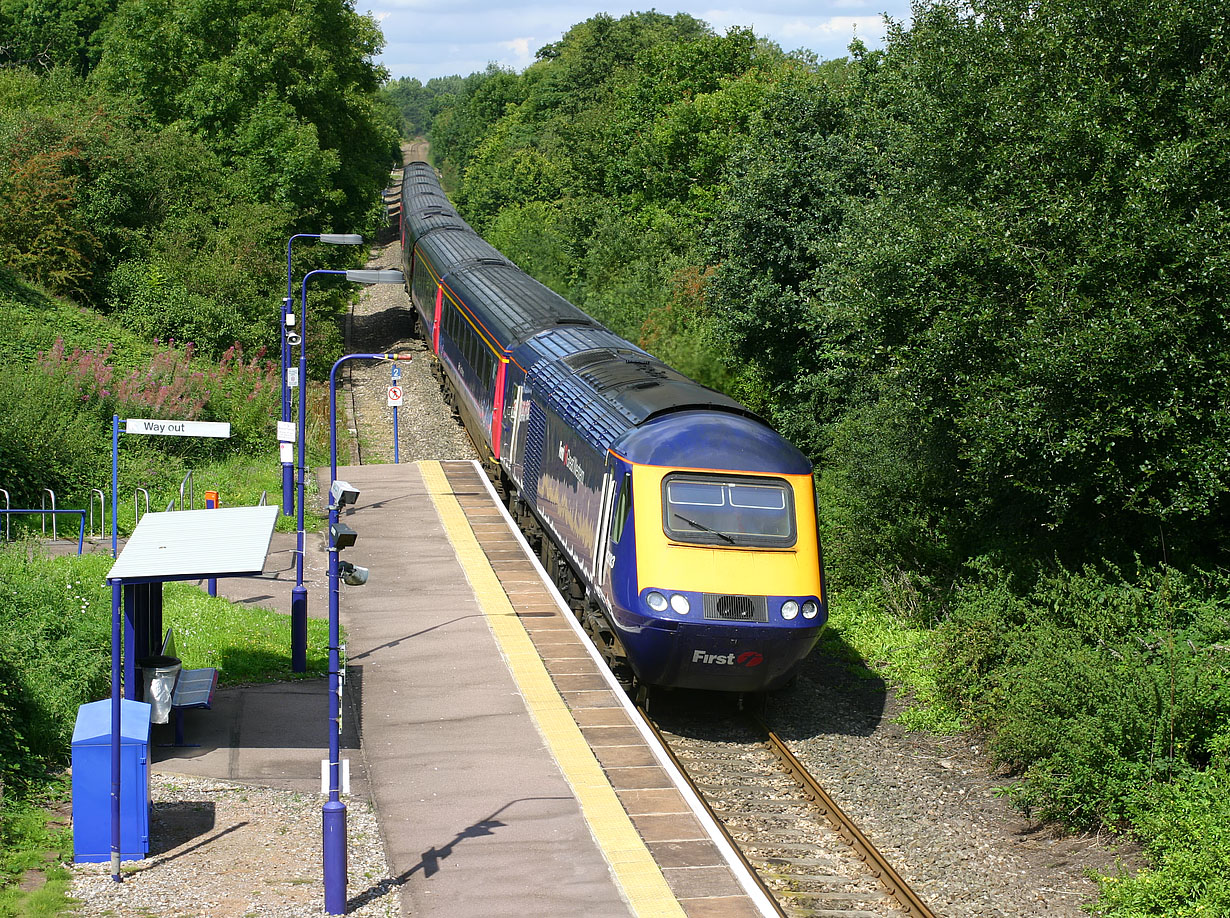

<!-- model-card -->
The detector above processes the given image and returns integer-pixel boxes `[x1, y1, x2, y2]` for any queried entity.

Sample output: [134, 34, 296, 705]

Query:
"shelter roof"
[107, 506, 278, 583]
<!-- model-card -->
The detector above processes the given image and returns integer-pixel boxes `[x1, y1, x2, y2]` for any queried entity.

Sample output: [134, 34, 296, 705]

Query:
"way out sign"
[387, 386, 403, 407]
[126, 418, 231, 438]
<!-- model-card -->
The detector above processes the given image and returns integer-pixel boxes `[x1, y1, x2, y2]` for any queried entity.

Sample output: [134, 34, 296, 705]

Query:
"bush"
[0, 549, 111, 794]
[934, 562, 1230, 828]
[0, 361, 111, 512]
[36, 336, 279, 455]
[1093, 733, 1230, 916]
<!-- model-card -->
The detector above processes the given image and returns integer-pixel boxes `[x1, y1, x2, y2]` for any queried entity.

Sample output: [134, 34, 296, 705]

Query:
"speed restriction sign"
[387, 385, 403, 407]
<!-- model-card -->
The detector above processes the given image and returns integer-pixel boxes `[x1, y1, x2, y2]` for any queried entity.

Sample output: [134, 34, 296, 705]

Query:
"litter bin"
[72, 698, 151, 862]
[139, 654, 181, 725]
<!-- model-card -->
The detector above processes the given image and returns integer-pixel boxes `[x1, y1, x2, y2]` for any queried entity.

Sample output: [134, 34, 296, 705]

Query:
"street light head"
[344, 269, 405, 285]
[320, 233, 363, 245]
[330, 479, 360, 507]
[339, 560, 369, 586]
[286, 331, 302, 347]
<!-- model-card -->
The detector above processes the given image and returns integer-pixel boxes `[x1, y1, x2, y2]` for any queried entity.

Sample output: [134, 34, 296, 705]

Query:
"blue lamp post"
[322, 349, 410, 914]
[290, 269, 405, 675]
[283, 234, 363, 517]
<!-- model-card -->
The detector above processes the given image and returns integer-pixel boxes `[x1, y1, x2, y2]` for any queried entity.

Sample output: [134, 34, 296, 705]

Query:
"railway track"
[645, 704, 938, 918]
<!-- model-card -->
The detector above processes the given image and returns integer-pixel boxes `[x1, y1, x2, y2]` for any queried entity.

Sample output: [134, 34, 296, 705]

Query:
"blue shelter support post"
[109, 580, 121, 881]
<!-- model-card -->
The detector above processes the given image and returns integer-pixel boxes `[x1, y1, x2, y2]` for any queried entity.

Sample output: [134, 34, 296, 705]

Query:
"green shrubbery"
[0, 550, 111, 796]
[933, 563, 1230, 828]
[0, 325, 279, 533]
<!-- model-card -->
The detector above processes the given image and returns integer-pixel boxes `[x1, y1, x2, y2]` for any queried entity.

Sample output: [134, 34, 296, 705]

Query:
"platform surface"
[150, 460, 768, 918]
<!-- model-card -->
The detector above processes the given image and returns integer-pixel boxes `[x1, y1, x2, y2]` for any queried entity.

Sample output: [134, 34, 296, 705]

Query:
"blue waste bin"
[71, 699, 152, 863]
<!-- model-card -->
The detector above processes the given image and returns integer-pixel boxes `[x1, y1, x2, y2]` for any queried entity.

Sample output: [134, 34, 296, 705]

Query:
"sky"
[367, 2, 916, 84]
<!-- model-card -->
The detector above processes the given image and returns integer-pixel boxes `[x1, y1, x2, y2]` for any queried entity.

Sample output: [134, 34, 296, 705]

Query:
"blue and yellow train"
[400, 162, 826, 693]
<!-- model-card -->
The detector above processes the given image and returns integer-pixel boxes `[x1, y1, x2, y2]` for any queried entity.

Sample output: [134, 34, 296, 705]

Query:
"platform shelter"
[99, 505, 279, 876]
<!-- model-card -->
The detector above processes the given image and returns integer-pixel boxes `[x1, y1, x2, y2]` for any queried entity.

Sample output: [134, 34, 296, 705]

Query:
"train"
[399, 161, 826, 695]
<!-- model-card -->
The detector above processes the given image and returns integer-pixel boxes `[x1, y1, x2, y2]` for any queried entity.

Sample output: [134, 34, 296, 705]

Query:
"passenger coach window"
[662, 473, 795, 548]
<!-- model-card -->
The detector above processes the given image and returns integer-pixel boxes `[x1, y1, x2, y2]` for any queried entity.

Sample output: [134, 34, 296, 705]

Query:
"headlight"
[670, 594, 690, 614]
[646, 591, 668, 612]
[802, 600, 819, 619]
[781, 600, 799, 620]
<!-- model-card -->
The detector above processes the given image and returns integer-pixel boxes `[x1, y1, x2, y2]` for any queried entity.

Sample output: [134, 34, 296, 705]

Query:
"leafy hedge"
[0, 551, 111, 796]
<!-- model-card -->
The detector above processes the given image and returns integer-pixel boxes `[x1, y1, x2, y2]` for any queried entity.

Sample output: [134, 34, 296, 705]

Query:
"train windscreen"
[661, 473, 796, 548]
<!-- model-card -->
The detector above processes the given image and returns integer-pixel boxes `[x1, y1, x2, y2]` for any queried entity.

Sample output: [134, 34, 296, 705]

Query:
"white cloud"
[370, 2, 913, 82]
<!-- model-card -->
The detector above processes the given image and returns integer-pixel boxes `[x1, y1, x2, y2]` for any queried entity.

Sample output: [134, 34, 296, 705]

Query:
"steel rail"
[751, 713, 940, 918]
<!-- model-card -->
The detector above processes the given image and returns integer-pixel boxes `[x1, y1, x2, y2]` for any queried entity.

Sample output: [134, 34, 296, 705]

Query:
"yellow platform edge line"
[420, 461, 687, 918]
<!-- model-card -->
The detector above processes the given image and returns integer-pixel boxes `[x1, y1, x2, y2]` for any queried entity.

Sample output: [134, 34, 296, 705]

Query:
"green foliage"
[91, 0, 397, 228]
[0, 1, 397, 369]
[0, 778, 74, 917]
[381, 74, 465, 138]
[1093, 744, 1230, 917]
[933, 562, 1230, 828]
[708, 0, 1230, 576]
[0, 0, 115, 73]
[0, 361, 112, 514]
[0, 551, 112, 793]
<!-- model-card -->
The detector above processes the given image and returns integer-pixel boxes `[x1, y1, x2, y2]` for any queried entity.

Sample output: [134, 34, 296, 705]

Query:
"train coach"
[399, 161, 826, 694]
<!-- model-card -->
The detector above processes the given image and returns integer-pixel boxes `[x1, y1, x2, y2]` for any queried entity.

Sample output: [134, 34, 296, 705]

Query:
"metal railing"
[0, 509, 86, 554]
[90, 489, 105, 539]
[179, 471, 194, 511]
[41, 489, 56, 540]
[134, 488, 150, 526]
[0, 488, 8, 540]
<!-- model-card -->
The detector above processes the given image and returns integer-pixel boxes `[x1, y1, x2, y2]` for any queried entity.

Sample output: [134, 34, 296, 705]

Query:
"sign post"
[107, 415, 231, 881]
[387, 379, 403, 464]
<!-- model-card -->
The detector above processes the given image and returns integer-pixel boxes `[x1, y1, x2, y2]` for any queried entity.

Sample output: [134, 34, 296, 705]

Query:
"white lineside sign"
[126, 418, 231, 438]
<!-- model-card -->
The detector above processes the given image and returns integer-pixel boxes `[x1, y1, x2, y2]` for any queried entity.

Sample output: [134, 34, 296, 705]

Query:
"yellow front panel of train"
[631, 465, 823, 597]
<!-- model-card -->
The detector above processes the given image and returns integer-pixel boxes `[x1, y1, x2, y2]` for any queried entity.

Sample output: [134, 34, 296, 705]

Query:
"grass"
[825, 582, 965, 734]
[0, 778, 74, 918]
[162, 581, 330, 683]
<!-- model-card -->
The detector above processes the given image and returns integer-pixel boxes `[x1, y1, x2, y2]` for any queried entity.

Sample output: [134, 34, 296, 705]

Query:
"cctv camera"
[286, 331, 302, 347]
[339, 560, 369, 586]
[331, 522, 358, 550]
[330, 480, 359, 507]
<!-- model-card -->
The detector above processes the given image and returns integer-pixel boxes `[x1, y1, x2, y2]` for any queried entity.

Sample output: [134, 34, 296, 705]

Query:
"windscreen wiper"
[673, 513, 736, 544]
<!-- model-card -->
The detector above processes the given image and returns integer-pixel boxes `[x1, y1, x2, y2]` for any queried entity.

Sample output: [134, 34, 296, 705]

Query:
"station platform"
[154, 461, 773, 918]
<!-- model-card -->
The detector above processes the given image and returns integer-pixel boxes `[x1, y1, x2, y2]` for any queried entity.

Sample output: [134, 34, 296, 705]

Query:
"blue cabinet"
[71, 699, 151, 863]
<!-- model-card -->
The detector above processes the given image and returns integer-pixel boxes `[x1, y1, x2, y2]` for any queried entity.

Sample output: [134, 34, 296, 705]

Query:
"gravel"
[71, 774, 399, 918]
[765, 658, 1144, 917]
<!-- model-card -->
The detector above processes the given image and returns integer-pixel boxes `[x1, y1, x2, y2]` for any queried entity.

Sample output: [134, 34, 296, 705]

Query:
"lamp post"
[291, 269, 404, 675]
[283, 234, 364, 518]
[322, 350, 410, 915]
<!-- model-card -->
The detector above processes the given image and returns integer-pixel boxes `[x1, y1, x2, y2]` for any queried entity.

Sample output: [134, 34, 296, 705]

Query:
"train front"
[607, 411, 826, 693]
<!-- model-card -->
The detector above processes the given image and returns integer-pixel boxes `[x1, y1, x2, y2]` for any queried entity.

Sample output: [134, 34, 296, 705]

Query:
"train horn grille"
[703, 594, 768, 623]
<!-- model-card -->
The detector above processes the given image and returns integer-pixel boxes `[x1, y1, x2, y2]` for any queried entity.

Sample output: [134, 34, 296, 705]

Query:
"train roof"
[517, 328, 759, 457]
[401, 164, 787, 463]
[446, 263, 595, 348]
[617, 411, 812, 474]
